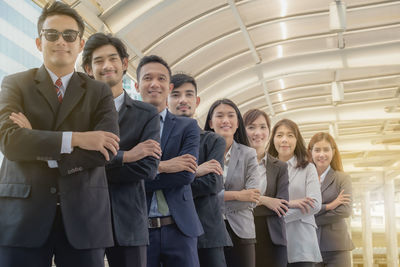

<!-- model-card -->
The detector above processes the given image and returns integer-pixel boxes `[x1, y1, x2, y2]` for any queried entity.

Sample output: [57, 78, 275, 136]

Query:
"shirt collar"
[320, 165, 331, 183]
[159, 108, 168, 122]
[287, 156, 297, 168]
[260, 153, 268, 166]
[45, 67, 74, 90]
[225, 144, 233, 165]
[113, 91, 125, 112]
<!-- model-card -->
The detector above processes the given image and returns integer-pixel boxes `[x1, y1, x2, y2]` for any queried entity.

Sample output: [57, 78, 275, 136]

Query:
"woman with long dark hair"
[243, 109, 289, 267]
[204, 99, 261, 267]
[308, 132, 354, 267]
[268, 119, 322, 267]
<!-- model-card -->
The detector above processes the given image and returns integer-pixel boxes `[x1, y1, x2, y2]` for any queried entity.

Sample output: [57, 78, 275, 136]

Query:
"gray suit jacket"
[222, 141, 261, 239]
[254, 154, 289, 246]
[0, 66, 119, 249]
[315, 168, 354, 252]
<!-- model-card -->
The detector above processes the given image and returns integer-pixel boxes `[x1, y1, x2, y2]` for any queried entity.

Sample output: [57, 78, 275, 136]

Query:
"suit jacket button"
[50, 187, 57, 194]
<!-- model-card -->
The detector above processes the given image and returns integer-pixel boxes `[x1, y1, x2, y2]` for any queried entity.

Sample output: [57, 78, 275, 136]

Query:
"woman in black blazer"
[243, 109, 289, 267]
[308, 132, 354, 267]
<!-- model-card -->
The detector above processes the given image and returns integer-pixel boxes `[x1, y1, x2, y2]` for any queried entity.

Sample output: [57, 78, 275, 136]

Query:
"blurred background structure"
[0, 0, 399, 266]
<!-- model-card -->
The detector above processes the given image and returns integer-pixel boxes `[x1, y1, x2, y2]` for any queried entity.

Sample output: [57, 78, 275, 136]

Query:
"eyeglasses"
[40, 29, 80, 42]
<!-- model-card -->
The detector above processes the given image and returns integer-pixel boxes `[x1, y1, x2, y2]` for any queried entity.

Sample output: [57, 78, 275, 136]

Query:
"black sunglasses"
[40, 29, 80, 42]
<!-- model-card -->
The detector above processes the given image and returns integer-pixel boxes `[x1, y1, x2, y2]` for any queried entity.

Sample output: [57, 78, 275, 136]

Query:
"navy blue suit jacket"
[106, 92, 160, 246]
[145, 110, 203, 238]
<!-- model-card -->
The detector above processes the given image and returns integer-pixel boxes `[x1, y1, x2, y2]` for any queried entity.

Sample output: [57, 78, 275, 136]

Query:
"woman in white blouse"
[267, 119, 322, 267]
[204, 99, 261, 267]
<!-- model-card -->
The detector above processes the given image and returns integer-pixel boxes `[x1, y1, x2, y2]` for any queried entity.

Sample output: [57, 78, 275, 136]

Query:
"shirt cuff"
[47, 160, 58, 168]
[61, 132, 73, 154]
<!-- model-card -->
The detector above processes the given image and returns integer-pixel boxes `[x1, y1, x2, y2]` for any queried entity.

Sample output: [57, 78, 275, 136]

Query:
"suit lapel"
[321, 168, 335, 193]
[161, 110, 175, 152]
[226, 141, 239, 187]
[34, 65, 59, 114]
[118, 91, 132, 124]
[265, 154, 279, 196]
[55, 72, 85, 130]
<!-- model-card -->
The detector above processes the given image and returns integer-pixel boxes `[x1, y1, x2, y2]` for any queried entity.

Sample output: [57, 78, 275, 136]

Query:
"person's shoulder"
[76, 72, 104, 87]
[4, 68, 37, 81]
[130, 98, 158, 115]
[201, 130, 226, 145]
[267, 154, 287, 169]
[333, 170, 351, 181]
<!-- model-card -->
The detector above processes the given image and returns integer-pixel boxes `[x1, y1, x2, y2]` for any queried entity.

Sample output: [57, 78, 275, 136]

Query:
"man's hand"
[258, 196, 289, 217]
[9, 112, 32, 129]
[158, 154, 197, 174]
[196, 159, 223, 177]
[235, 188, 261, 203]
[326, 190, 351, 210]
[288, 197, 315, 214]
[72, 131, 120, 161]
[123, 139, 161, 163]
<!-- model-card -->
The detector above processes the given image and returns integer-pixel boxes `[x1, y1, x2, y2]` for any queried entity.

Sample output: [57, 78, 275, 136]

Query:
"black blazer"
[106, 92, 160, 246]
[0, 66, 119, 249]
[192, 130, 232, 248]
[254, 154, 289, 246]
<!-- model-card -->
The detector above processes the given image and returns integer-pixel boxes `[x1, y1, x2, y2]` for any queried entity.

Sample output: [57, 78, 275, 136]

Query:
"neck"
[46, 64, 74, 78]
[278, 154, 293, 162]
[224, 137, 234, 155]
[256, 147, 266, 162]
[156, 103, 167, 113]
[317, 166, 329, 177]
[111, 83, 124, 99]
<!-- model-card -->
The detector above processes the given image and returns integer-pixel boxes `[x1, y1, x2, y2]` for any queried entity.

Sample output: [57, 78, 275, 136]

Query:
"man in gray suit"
[168, 73, 232, 267]
[0, 2, 119, 267]
[83, 33, 161, 267]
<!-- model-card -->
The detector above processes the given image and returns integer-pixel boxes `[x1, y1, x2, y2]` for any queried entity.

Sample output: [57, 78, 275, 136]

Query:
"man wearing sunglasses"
[0, 2, 119, 267]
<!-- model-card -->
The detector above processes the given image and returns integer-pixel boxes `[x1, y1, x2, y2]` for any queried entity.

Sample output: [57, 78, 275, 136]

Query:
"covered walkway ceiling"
[35, 0, 400, 191]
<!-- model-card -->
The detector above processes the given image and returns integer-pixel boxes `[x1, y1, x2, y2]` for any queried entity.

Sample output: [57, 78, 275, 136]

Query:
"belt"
[148, 216, 174, 229]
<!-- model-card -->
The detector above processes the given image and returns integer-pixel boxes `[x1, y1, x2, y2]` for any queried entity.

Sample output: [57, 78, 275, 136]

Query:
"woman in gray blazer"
[308, 133, 354, 267]
[268, 119, 322, 267]
[204, 99, 261, 267]
[243, 109, 289, 267]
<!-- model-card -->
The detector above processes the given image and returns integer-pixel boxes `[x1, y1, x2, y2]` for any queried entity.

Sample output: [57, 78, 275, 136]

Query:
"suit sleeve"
[285, 163, 322, 223]
[315, 172, 353, 225]
[106, 110, 160, 183]
[225, 148, 261, 212]
[191, 134, 225, 199]
[56, 83, 119, 176]
[0, 75, 63, 162]
[145, 119, 200, 191]
[257, 161, 289, 216]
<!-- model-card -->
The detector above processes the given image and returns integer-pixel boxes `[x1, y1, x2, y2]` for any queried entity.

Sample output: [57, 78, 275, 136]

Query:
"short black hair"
[171, 73, 197, 94]
[37, 1, 84, 38]
[204, 98, 249, 147]
[136, 55, 171, 82]
[82, 33, 129, 75]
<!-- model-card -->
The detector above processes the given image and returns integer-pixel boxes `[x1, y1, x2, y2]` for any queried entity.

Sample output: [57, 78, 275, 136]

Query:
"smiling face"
[168, 82, 200, 118]
[135, 62, 173, 112]
[209, 104, 238, 140]
[85, 44, 127, 90]
[245, 115, 270, 151]
[36, 15, 84, 75]
[311, 139, 334, 173]
[273, 125, 297, 161]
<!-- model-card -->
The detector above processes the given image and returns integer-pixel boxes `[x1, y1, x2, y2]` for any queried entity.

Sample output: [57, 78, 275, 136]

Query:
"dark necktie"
[54, 78, 63, 103]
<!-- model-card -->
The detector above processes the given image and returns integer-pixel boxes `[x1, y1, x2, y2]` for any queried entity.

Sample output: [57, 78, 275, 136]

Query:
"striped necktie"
[54, 78, 63, 103]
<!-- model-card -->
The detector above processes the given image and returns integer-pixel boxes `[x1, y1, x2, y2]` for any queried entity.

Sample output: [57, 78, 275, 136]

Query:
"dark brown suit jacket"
[0, 66, 119, 249]
[254, 154, 289, 246]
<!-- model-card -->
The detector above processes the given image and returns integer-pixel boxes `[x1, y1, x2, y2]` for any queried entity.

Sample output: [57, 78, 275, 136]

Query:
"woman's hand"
[326, 190, 350, 210]
[259, 196, 289, 217]
[236, 188, 261, 203]
[288, 197, 315, 214]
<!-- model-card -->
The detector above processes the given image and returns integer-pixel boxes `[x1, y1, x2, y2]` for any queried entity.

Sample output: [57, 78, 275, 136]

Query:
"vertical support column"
[361, 190, 373, 267]
[384, 176, 398, 267]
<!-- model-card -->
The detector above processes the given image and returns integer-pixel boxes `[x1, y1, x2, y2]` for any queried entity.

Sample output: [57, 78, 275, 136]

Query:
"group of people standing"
[0, 2, 354, 267]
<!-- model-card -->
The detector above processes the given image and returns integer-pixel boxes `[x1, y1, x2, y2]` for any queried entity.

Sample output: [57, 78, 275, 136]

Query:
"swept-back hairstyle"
[268, 119, 309, 169]
[37, 1, 84, 38]
[82, 33, 129, 75]
[308, 132, 343, 171]
[204, 99, 249, 146]
[171, 73, 197, 94]
[243, 108, 271, 131]
[136, 55, 171, 82]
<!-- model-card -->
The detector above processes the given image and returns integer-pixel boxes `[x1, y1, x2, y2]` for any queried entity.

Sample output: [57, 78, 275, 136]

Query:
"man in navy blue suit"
[168, 73, 232, 267]
[82, 33, 161, 267]
[135, 55, 203, 267]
